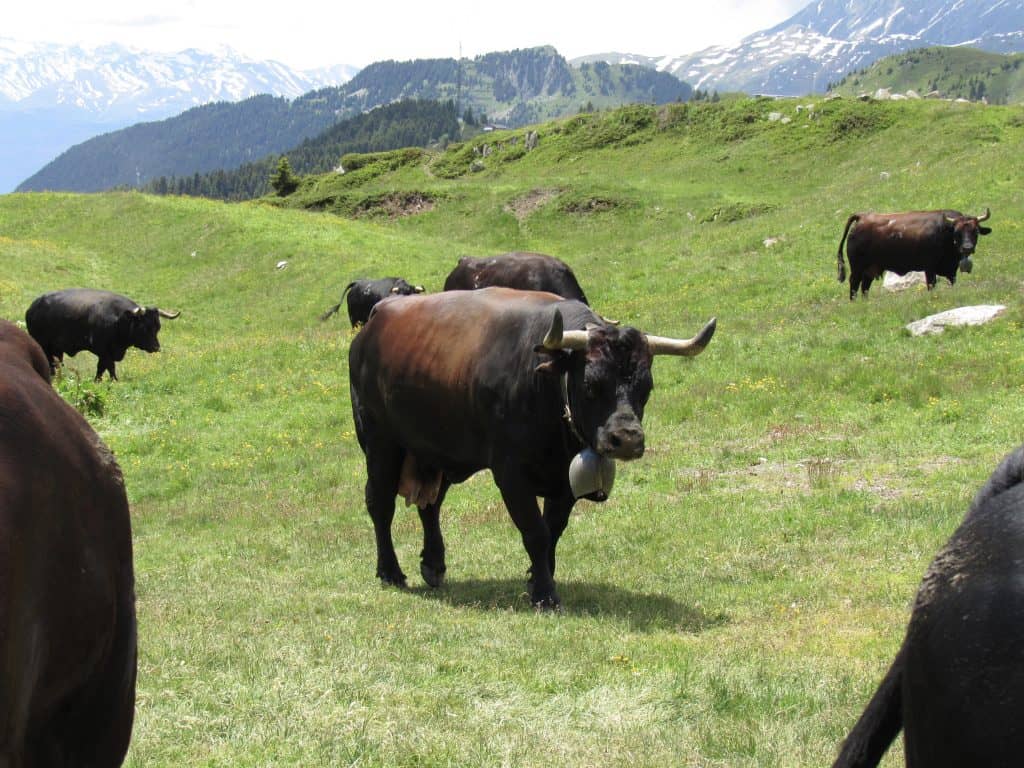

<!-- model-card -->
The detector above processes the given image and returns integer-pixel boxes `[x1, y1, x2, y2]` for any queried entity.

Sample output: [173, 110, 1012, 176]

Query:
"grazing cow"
[837, 208, 992, 299]
[26, 288, 180, 381]
[320, 277, 425, 326]
[0, 319, 136, 766]
[831, 444, 1024, 767]
[443, 252, 590, 304]
[348, 287, 715, 608]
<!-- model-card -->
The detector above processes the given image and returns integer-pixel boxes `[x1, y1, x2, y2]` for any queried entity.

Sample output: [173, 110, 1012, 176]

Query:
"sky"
[4, 0, 810, 70]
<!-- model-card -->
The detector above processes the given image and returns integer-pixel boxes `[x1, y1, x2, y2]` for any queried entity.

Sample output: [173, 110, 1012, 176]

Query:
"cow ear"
[533, 348, 571, 375]
[979, 226, 992, 236]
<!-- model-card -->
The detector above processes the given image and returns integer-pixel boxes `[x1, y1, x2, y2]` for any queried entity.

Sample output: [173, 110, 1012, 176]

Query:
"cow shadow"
[408, 578, 729, 634]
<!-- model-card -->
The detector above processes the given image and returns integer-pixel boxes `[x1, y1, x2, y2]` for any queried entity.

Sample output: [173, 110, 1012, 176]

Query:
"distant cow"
[26, 288, 180, 381]
[349, 287, 715, 608]
[443, 252, 590, 304]
[832, 444, 1024, 767]
[0, 319, 136, 765]
[320, 277, 425, 326]
[837, 208, 991, 299]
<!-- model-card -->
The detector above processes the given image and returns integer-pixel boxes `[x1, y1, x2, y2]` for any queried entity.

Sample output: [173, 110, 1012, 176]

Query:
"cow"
[836, 208, 992, 300]
[0, 319, 136, 766]
[831, 444, 1024, 767]
[320, 277, 425, 326]
[25, 288, 180, 381]
[348, 287, 715, 608]
[443, 252, 590, 304]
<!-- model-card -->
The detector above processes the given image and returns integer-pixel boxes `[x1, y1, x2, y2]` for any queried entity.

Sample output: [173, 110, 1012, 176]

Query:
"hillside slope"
[830, 46, 1024, 102]
[1, 96, 1022, 767]
[17, 46, 689, 194]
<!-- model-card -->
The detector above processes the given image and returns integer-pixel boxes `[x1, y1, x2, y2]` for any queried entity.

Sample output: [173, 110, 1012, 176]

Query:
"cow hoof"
[420, 562, 446, 588]
[532, 595, 562, 612]
[378, 571, 407, 588]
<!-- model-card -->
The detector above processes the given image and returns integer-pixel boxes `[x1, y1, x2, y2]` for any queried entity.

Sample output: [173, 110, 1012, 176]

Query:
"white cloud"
[4, 0, 811, 70]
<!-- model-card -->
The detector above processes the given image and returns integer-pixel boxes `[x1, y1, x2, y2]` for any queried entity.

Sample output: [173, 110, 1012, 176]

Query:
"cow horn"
[645, 317, 717, 357]
[413, 285, 425, 293]
[976, 207, 991, 222]
[131, 306, 144, 316]
[542, 309, 589, 351]
[158, 309, 181, 319]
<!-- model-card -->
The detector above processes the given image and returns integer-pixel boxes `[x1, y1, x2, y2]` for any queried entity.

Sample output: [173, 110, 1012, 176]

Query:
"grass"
[1, 95, 1023, 766]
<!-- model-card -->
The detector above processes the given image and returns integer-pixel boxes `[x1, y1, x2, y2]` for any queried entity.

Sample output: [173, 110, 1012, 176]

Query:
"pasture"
[1, 96, 1022, 766]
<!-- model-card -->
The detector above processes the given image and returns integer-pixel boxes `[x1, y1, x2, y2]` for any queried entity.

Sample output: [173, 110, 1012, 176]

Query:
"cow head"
[946, 208, 992, 258]
[536, 310, 716, 462]
[124, 305, 180, 353]
[391, 279, 425, 296]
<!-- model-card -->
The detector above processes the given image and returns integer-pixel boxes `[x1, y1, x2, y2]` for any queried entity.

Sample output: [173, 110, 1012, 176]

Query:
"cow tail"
[320, 281, 357, 321]
[831, 646, 904, 768]
[837, 214, 859, 283]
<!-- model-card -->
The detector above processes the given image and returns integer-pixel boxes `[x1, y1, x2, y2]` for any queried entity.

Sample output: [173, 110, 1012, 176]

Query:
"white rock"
[883, 271, 926, 292]
[906, 305, 1007, 336]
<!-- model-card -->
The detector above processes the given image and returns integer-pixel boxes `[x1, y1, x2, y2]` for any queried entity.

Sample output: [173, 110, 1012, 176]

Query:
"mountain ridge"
[579, 0, 1024, 96]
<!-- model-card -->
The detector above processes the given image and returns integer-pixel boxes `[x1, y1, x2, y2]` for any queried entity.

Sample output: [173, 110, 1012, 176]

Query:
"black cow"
[0, 319, 136, 765]
[320, 277, 425, 326]
[832, 444, 1024, 767]
[26, 288, 180, 381]
[348, 287, 715, 608]
[443, 252, 590, 304]
[837, 208, 991, 299]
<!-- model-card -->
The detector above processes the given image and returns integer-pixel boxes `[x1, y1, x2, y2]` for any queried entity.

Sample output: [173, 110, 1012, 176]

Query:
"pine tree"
[269, 156, 299, 196]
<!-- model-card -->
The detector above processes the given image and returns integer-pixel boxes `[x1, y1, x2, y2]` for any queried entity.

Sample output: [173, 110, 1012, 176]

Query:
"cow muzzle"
[596, 417, 645, 460]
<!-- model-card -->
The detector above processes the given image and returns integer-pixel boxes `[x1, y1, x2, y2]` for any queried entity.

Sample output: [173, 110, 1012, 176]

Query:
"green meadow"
[1, 96, 1022, 766]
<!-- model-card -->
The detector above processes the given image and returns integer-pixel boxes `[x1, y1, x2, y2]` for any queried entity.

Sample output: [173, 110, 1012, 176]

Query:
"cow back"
[443, 252, 590, 304]
[350, 288, 594, 468]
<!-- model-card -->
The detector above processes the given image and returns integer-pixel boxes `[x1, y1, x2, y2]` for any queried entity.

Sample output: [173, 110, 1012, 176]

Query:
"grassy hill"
[1, 95, 1023, 766]
[830, 46, 1024, 103]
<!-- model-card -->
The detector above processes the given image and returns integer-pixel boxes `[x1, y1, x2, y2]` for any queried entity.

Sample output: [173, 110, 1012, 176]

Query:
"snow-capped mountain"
[586, 0, 1024, 96]
[0, 38, 356, 118]
[0, 38, 358, 193]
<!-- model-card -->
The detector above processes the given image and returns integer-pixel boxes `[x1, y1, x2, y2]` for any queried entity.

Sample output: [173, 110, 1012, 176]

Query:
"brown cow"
[349, 287, 715, 608]
[0, 319, 136, 765]
[836, 209, 991, 299]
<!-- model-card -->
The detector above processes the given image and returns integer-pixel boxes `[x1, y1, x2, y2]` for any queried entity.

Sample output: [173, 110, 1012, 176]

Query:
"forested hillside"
[17, 46, 690, 194]
[142, 100, 461, 200]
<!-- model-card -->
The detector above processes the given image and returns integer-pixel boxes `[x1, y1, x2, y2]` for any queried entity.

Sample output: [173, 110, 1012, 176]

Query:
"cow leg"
[418, 479, 450, 588]
[848, 271, 861, 301]
[496, 479, 558, 608]
[542, 491, 576, 578]
[860, 275, 875, 297]
[363, 439, 406, 587]
[96, 357, 116, 381]
[925, 271, 937, 290]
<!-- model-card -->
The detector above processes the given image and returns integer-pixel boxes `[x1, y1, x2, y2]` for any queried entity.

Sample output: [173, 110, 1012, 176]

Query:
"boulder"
[906, 305, 1007, 336]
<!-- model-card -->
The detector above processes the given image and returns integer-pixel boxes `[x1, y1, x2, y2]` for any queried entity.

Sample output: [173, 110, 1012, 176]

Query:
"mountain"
[580, 0, 1024, 96]
[0, 38, 358, 193]
[18, 46, 690, 194]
